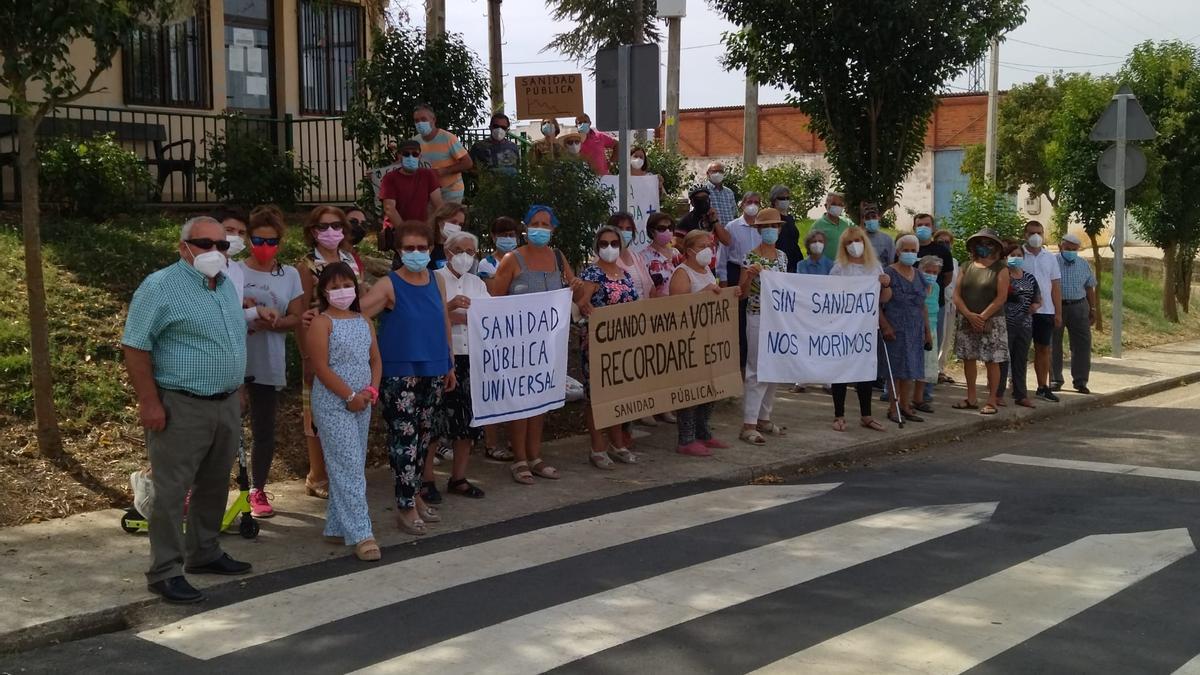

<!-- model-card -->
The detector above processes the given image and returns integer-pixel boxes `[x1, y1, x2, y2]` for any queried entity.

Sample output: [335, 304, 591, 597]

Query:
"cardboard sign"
[600, 174, 659, 255]
[468, 289, 573, 426]
[755, 272, 880, 384]
[515, 73, 585, 119]
[587, 288, 742, 428]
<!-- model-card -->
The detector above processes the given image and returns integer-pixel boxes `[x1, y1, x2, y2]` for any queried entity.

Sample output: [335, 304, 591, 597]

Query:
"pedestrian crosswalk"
[133, 480, 1199, 674]
[984, 453, 1200, 482]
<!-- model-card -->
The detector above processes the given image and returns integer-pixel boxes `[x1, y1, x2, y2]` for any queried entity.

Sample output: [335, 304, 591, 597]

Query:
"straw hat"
[755, 207, 784, 225]
[966, 227, 1004, 252]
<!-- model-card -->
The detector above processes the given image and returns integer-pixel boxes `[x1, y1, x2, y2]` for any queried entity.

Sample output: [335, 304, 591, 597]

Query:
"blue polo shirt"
[122, 260, 247, 396]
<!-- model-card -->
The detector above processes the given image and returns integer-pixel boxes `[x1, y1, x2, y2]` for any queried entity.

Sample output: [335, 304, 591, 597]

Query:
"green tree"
[942, 182, 1025, 263]
[1123, 40, 1200, 321]
[343, 25, 489, 210]
[713, 0, 1025, 219]
[198, 115, 321, 209]
[0, 0, 180, 459]
[544, 0, 661, 68]
[961, 74, 1061, 203]
[724, 161, 827, 214]
[633, 139, 688, 210]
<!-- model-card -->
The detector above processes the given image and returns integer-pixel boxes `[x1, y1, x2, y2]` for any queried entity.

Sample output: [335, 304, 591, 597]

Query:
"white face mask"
[695, 248, 714, 267]
[190, 248, 227, 278]
[828, 204, 845, 218]
[566, 143, 581, 154]
[442, 223, 463, 240]
[744, 203, 760, 218]
[598, 246, 620, 263]
[630, 157, 645, 170]
[847, 241, 865, 258]
[809, 242, 825, 256]
[1027, 233, 1044, 248]
[450, 252, 475, 275]
[225, 234, 245, 257]
[491, 127, 507, 141]
[709, 172, 724, 184]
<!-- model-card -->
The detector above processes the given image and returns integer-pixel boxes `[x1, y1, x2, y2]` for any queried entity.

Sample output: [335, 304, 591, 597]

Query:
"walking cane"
[881, 329, 904, 429]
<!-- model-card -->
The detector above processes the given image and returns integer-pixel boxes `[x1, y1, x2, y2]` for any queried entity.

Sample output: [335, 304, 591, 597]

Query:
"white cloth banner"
[600, 174, 660, 255]
[756, 271, 880, 384]
[468, 288, 573, 426]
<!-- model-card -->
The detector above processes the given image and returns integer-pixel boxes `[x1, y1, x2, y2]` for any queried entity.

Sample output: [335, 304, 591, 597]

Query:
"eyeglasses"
[400, 151, 420, 158]
[314, 221, 344, 231]
[250, 236, 280, 246]
[597, 240, 620, 249]
[400, 244, 430, 253]
[185, 238, 231, 252]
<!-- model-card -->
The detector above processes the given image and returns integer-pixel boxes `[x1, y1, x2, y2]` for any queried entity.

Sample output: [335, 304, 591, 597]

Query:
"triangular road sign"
[1090, 84, 1157, 141]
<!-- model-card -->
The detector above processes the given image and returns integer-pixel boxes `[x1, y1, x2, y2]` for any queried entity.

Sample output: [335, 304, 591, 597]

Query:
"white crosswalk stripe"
[138, 483, 840, 660]
[1175, 654, 1200, 675]
[984, 453, 1200, 482]
[751, 528, 1196, 674]
[350, 502, 998, 675]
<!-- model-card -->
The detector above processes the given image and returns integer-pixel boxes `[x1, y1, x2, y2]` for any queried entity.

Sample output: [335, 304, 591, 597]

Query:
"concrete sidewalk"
[3, 340, 1199, 653]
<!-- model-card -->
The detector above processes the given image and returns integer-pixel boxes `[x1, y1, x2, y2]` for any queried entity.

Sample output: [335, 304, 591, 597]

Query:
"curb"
[3, 370, 1196, 655]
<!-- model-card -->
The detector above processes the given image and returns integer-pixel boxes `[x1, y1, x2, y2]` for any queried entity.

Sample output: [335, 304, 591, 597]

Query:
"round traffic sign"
[1097, 144, 1147, 190]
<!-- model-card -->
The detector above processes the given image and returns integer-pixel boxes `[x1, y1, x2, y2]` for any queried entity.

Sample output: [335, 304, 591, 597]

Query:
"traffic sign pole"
[617, 45, 630, 214]
[1112, 93, 1129, 358]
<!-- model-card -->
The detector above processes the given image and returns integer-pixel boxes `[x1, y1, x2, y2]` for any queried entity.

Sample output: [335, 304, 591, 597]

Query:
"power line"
[507, 41, 722, 66]
[1005, 38, 1124, 59]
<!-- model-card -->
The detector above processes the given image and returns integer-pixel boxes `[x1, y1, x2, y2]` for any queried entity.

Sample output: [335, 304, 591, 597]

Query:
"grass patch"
[1093, 265, 1200, 356]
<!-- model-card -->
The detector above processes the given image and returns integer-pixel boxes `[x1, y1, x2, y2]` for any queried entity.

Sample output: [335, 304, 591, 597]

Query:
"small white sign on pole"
[756, 272, 880, 384]
[468, 289, 573, 426]
[600, 174, 660, 254]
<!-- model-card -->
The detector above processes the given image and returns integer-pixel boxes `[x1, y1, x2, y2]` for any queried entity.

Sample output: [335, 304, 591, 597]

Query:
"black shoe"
[1037, 388, 1060, 403]
[148, 576, 204, 604]
[1075, 385, 1091, 394]
[420, 480, 443, 505]
[1050, 381, 1064, 392]
[185, 553, 252, 576]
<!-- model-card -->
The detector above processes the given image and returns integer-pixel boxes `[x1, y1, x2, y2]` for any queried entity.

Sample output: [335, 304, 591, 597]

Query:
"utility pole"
[425, 0, 445, 42]
[487, 0, 504, 114]
[664, 13, 681, 150]
[632, 0, 646, 143]
[983, 36, 999, 182]
[743, 74, 759, 167]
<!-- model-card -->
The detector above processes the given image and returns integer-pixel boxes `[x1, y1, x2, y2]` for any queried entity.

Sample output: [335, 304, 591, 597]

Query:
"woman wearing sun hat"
[952, 227, 1011, 415]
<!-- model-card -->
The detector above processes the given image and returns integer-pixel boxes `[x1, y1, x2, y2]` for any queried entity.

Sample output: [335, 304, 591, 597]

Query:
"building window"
[299, 1, 364, 116]
[123, 4, 211, 108]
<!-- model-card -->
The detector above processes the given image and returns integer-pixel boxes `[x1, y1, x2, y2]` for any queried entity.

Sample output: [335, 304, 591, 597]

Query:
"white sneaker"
[129, 469, 154, 519]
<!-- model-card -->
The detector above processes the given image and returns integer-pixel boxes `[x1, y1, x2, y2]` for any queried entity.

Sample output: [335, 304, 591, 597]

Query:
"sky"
[403, 0, 1200, 123]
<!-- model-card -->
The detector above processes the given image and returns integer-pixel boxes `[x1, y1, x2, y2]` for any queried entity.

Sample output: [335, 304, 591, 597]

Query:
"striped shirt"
[1005, 272, 1041, 329]
[414, 129, 469, 202]
[1057, 253, 1097, 301]
[122, 260, 247, 396]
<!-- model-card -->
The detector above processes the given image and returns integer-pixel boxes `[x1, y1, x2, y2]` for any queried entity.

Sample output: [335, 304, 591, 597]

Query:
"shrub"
[724, 161, 826, 214]
[942, 182, 1025, 261]
[469, 158, 614, 270]
[39, 134, 152, 219]
[198, 114, 320, 209]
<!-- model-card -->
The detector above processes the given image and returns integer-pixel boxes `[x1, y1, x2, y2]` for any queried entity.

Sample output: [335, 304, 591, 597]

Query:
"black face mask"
[693, 198, 710, 212]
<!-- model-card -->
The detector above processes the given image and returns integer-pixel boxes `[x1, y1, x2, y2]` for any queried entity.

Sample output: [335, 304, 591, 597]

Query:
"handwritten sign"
[468, 289, 573, 426]
[515, 73, 585, 119]
[587, 288, 742, 428]
[756, 272, 880, 384]
[600, 174, 660, 255]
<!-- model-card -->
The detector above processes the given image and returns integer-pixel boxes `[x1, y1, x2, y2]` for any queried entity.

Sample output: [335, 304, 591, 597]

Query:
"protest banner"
[515, 73, 585, 119]
[588, 287, 742, 428]
[756, 271, 880, 384]
[600, 174, 660, 254]
[468, 289, 573, 426]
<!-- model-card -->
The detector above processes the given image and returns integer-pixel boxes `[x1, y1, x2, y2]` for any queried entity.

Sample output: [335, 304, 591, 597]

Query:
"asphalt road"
[3, 384, 1200, 674]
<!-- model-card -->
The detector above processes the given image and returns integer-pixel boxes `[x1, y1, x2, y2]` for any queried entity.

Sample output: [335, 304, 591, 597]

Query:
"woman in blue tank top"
[360, 220, 455, 536]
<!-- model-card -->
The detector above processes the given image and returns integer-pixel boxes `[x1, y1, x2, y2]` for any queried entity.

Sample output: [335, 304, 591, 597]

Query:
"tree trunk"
[1176, 252, 1193, 314]
[1087, 232, 1103, 332]
[17, 114, 64, 460]
[1162, 242, 1179, 323]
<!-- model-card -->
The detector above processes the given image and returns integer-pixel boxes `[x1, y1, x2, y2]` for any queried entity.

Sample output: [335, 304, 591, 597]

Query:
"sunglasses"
[185, 238, 231, 252]
[400, 151, 420, 158]
[566, 141, 581, 147]
[400, 244, 430, 253]
[650, 226, 672, 233]
[314, 222, 344, 231]
[597, 240, 620, 249]
[250, 235, 280, 246]
[347, 218, 365, 227]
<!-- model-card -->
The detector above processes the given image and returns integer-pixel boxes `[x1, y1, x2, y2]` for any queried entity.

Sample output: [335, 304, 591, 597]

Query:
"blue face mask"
[620, 230, 634, 246]
[865, 219, 881, 233]
[527, 227, 553, 247]
[759, 227, 780, 245]
[916, 225, 933, 241]
[415, 120, 433, 136]
[899, 251, 919, 266]
[495, 236, 518, 252]
[922, 272, 938, 285]
[1062, 250, 1079, 262]
[578, 122, 591, 135]
[1007, 257, 1024, 269]
[975, 245, 993, 258]
[401, 250, 431, 272]
[401, 156, 420, 171]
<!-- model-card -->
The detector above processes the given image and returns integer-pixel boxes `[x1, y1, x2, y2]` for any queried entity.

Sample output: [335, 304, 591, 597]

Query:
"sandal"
[739, 428, 767, 446]
[832, 417, 848, 432]
[305, 479, 330, 500]
[938, 373, 956, 384]
[419, 481, 443, 505]
[861, 418, 886, 432]
[912, 402, 934, 414]
[756, 421, 787, 436]
[395, 514, 427, 536]
[418, 504, 441, 523]
[447, 477, 485, 498]
[980, 404, 999, 415]
[509, 461, 535, 485]
[608, 445, 638, 464]
[529, 458, 560, 479]
[354, 539, 381, 562]
[485, 445, 515, 462]
[902, 411, 925, 423]
[952, 399, 978, 410]
[590, 451, 615, 470]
